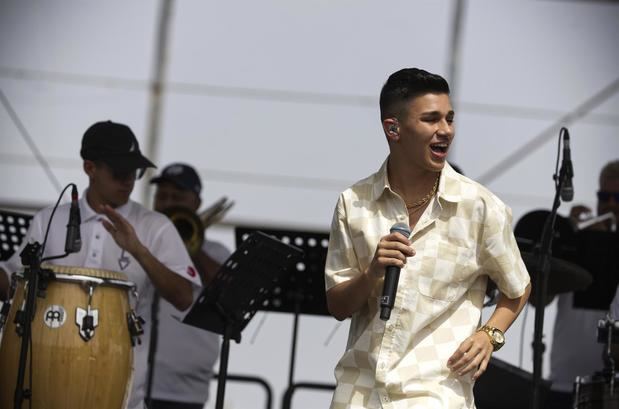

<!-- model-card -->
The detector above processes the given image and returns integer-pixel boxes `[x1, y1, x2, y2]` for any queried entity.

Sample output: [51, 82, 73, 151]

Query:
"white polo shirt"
[151, 239, 231, 404]
[0, 193, 201, 409]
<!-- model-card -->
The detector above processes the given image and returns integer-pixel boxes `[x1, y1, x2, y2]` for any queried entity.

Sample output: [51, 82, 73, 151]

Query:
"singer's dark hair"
[379, 68, 450, 120]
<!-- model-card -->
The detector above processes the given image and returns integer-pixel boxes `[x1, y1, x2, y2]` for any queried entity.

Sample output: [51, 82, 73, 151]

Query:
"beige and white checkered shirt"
[325, 160, 530, 409]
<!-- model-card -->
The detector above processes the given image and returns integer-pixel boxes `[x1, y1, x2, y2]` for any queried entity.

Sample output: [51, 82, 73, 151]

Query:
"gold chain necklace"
[405, 175, 439, 210]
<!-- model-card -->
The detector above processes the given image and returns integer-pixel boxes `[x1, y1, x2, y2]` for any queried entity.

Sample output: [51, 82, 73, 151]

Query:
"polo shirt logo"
[118, 249, 131, 270]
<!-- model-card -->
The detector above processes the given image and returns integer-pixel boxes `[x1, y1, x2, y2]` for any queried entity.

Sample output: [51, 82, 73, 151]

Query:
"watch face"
[492, 330, 505, 344]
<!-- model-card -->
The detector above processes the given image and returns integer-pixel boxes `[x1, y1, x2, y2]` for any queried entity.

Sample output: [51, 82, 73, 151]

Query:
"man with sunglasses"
[0, 121, 201, 409]
[547, 159, 619, 408]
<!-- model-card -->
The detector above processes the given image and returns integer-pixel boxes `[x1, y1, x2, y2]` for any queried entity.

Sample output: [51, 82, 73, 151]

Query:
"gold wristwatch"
[478, 325, 505, 351]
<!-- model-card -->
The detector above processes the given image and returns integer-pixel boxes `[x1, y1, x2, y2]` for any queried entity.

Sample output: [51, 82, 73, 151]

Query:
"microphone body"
[560, 131, 574, 202]
[64, 185, 82, 253]
[380, 222, 412, 321]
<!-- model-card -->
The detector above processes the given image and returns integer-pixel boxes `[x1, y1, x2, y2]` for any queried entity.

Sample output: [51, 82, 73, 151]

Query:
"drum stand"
[182, 231, 303, 409]
[530, 155, 572, 409]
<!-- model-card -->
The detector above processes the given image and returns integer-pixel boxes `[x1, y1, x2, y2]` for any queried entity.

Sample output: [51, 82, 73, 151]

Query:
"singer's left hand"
[446, 331, 493, 381]
[100, 204, 144, 256]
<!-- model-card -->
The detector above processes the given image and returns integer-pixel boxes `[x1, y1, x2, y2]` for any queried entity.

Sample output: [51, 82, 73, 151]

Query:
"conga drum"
[0, 265, 137, 409]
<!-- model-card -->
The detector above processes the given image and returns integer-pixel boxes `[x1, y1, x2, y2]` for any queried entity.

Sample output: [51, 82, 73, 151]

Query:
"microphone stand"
[530, 159, 570, 409]
[11, 183, 76, 409]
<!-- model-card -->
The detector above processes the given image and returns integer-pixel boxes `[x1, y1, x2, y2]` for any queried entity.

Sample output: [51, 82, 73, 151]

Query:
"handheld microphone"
[64, 185, 82, 253]
[379, 222, 412, 321]
[560, 129, 574, 202]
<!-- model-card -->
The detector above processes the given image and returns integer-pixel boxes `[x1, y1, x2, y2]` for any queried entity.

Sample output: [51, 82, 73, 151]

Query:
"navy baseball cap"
[150, 163, 202, 196]
[80, 121, 156, 172]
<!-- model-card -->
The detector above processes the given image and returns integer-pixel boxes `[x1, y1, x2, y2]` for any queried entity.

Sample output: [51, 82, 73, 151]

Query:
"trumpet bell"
[162, 206, 204, 256]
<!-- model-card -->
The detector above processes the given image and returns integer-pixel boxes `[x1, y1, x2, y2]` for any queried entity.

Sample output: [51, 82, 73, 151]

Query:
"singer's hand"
[447, 331, 493, 381]
[100, 204, 144, 256]
[367, 232, 415, 278]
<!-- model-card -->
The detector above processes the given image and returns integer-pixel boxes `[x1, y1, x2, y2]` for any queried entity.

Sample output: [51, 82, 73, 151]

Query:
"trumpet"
[163, 197, 234, 256]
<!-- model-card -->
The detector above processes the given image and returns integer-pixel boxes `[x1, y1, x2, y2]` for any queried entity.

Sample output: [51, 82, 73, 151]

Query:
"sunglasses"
[96, 161, 145, 181]
[597, 191, 619, 202]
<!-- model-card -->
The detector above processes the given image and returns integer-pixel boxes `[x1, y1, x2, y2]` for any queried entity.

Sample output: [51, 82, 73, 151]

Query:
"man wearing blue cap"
[148, 163, 231, 409]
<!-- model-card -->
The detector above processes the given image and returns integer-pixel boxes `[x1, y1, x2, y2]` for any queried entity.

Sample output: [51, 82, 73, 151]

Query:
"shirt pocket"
[413, 237, 478, 302]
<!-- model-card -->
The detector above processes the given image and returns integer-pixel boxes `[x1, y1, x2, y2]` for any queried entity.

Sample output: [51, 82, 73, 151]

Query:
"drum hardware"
[0, 301, 10, 332]
[75, 283, 98, 341]
[127, 310, 145, 346]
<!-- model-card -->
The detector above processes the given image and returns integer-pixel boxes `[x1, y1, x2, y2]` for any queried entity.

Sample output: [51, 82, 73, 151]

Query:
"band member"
[548, 159, 619, 409]
[0, 121, 201, 409]
[148, 163, 231, 409]
[324, 68, 531, 408]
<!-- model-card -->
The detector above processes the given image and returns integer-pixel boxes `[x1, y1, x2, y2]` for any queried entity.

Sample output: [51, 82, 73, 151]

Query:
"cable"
[40, 183, 74, 259]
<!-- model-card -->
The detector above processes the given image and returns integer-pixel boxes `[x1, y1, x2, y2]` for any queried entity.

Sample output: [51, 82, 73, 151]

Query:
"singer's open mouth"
[430, 143, 448, 154]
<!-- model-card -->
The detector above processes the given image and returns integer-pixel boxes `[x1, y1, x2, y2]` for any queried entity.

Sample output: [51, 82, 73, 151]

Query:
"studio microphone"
[380, 222, 412, 321]
[560, 129, 574, 202]
[64, 185, 82, 253]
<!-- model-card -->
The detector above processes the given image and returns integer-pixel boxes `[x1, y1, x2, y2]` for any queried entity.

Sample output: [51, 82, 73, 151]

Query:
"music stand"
[183, 231, 302, 409]
[0, 210, 32, 262]
[234, 226, 333, 409]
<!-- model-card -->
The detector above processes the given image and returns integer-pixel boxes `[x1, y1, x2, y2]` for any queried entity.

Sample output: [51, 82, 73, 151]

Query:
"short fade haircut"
[379, 68, 450, 120]
[600, 159, 619, 185]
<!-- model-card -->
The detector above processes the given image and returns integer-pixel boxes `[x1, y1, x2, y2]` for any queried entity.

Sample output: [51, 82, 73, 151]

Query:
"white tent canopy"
[1, 1, 618, 408]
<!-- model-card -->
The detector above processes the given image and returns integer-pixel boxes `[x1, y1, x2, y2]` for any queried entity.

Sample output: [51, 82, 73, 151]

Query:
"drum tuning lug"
[0, 301, 11, 331]
[76, 307, 99, 341]
[127, 311, 145, 347]
[14, 309, 25, 336]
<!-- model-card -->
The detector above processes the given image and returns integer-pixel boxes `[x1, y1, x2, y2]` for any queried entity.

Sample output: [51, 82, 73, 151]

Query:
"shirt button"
[95, 234, 100, 239]
[92, 252, 97, 257]
[383, 396, 390, 403]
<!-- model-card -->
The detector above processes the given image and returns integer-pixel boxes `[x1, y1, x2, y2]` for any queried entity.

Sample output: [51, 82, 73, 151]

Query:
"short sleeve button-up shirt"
[325, 160, 529, 409]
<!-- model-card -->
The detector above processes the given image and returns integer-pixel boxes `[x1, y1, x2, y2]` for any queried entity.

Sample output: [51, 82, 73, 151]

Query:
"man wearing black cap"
[147, 163, 230, 409]
[0, 121, 201, 409]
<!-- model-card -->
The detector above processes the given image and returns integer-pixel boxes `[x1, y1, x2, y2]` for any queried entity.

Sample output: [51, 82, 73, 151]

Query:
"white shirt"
[0, 194, 201, 409]
[151, 239, 231, 404]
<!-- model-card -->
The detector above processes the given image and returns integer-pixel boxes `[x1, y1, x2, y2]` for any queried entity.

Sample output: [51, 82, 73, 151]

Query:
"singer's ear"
[83, 160, 96, 178]
[383, 118, 399, 142]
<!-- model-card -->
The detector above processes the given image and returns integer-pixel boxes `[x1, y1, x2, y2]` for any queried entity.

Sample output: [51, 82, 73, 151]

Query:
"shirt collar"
[370, 157, 464, 204]
[436, 162, 464, 204]
[80, 189, 133, 222]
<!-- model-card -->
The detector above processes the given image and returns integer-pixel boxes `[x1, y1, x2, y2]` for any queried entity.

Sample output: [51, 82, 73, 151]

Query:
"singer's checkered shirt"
[325, 160, 529, 409]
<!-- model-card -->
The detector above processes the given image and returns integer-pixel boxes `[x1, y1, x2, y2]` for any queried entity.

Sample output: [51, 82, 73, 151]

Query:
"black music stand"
[235, 226, 334, 409]
[183, 231, 302, 409]
[0, 210, 32, 262]
[0, 210, 33, 332]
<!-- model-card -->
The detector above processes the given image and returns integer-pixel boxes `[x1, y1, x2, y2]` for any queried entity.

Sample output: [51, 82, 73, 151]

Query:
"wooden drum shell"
[0, 265, 135, 409]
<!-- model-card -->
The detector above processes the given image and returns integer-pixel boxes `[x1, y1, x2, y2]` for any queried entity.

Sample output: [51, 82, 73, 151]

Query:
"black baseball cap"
[150, 163, 202, 196]
[80, 121, 156, 172]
